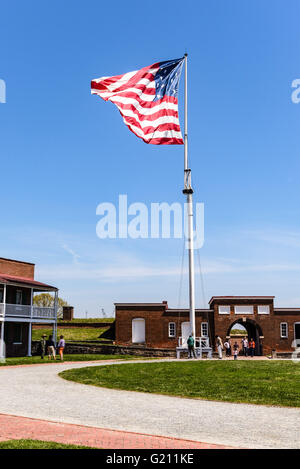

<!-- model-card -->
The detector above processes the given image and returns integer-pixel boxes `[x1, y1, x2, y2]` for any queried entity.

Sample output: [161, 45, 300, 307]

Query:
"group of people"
[39, 334, 66, 361]
[186, 333, 256, 359]
[218, 336, 256, 359]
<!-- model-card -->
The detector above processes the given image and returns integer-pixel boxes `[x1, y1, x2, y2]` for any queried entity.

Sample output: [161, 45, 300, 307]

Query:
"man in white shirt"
[243, 337, 249, 357]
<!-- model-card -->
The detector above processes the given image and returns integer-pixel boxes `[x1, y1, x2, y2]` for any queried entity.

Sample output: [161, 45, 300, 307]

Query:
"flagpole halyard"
[182, 53, 196, 341]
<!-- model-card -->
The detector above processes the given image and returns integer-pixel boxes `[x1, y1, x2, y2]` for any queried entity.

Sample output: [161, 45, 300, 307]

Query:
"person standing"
[224, 340, 231, 357]
[215, 335, 223, 359]
[241, 337, 245, 355]
[58, 335, 66, 361]
[249, 338, 255, 357]
[233, 341, 239, 360]
[46, 335, 56, 360]
[243, 337, 249, 357]
[187, 333, 196, 359]
[40, 334, 47, 359]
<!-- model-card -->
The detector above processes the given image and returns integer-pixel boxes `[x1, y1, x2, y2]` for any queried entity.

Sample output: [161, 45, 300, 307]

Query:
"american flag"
[91, 58, 184, 145]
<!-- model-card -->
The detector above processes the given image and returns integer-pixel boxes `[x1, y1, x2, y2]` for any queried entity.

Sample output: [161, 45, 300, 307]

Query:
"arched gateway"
[227, 318, 263, 355]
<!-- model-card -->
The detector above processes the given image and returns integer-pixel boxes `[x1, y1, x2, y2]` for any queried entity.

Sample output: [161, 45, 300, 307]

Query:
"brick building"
[0, 257, 58, 357]
[115, 296, 300, 355]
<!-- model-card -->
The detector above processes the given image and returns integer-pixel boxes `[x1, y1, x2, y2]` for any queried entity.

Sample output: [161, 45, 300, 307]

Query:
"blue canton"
[154, 58, 184, 101]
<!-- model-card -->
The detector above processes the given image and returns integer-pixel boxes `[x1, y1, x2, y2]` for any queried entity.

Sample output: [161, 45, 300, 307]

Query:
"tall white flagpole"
[182, 53, 196, 339]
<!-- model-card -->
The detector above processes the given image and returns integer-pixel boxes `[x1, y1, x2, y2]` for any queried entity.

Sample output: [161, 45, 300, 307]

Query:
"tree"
[33, 293, 68, 318]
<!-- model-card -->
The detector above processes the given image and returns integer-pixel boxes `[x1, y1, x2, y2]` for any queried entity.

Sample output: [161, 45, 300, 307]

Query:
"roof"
[114, 303, 167, 306]
[0, 274, 57, 291]
[0, 257, 35, 266]
[114, 303, 214, 313]
[167, 308, 214, 313]
[209, 296, 275, 305]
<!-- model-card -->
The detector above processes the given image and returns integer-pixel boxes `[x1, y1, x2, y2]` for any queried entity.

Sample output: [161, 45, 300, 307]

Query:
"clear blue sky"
[1, 0, 300, 316]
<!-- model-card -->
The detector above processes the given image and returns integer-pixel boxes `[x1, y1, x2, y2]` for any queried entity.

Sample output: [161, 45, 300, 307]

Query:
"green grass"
[0, 439, 94, 449]
[230, 329, 247, 336]
[32, 327, 111, 342]
[0, 354, 139, 367]
[60, 361, 300, 408]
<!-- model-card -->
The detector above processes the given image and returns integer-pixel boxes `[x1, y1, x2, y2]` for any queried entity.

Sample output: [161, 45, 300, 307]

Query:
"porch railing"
[178, 336, 210, 348]
[33, 306, 55, 319]
[0, 303, 55, 319]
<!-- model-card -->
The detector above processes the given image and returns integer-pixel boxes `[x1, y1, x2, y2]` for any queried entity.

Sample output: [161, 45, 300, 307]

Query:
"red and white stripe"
[91, 63, 183, 145]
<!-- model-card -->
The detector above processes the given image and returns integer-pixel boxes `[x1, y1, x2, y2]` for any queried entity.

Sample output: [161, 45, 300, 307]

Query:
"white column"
[1, 285, 6, 359]
[53, 290, 58, 344]
[27, 323, 32, 357]
[27, 288, 33, 357]
[30, 288, 33, 319]
[3, 284, 6, 316]
[0, 321, 4, 359]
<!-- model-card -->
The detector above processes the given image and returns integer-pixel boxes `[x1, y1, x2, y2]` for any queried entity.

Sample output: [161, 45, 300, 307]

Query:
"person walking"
[216, 335, 223, 359]
[39, 334, 47, 359]
[187, 333, 196, 359]
[243, 337, 249, 357]
[46, 335, 56, 360]
[249, 338, 255, 357]
[233, 341, 239, 360]
[58, 335, 66, 361]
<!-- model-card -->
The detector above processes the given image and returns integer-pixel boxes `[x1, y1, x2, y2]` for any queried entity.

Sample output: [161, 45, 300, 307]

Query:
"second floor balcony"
[0, 303, 56, 320]
[0, 273, 58, 322]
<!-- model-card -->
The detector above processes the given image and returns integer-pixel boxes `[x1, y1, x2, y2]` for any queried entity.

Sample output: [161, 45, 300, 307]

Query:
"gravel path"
[0, 359, 299, 449]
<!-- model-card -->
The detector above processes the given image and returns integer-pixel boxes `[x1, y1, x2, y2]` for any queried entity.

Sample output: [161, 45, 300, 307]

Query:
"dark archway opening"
[227, 318, 263, 356]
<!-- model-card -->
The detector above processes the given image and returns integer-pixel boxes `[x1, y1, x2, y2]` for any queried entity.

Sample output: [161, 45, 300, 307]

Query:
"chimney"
[63, 306, 74, 321]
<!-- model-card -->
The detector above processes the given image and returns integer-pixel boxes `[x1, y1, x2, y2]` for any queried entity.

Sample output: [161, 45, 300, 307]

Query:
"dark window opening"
[13, 324, 22, 344]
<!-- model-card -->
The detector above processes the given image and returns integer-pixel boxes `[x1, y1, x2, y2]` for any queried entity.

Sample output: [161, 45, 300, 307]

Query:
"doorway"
[132, 318, 145, 344]
[181, 322, 191, 347]
[227, 318, 263, 355]
[294, 322, 300, 347]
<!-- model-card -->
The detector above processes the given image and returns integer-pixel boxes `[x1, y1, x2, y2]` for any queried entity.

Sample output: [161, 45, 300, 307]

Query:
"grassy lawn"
[0, 354, 139, 367]
[0, 439, 94, 449]
[60, 361, 300, 408]
[32, 327, 111, 342]
[58, 318, 115, 323]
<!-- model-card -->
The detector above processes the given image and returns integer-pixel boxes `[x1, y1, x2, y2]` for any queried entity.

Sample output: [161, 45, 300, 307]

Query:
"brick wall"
[115, 299, 300, 354]
[228, 335, 246, 355]
[0, 258, 34, 279]
[273, 312, 300, 352]
[62, 306, 74, 321]
[212, 298, 300, 354]
[115, 304, 214, 349]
